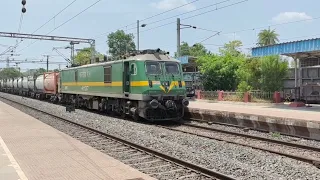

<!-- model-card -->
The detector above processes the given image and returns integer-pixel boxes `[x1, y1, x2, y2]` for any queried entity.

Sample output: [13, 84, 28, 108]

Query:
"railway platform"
[186, 100, 320, 140]
[0, 101, 155, 180]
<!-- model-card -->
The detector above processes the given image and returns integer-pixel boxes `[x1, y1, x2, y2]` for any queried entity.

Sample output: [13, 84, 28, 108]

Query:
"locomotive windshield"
[146, 61, 161, 74]
[165, 62, 180, 74]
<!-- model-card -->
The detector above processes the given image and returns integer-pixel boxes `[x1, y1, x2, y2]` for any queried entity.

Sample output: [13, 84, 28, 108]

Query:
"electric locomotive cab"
[129, 50, 189, 121]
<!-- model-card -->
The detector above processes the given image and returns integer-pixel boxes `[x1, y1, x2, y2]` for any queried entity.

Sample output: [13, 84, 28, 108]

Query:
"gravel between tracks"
[169, 125, 320, 159]
[1, 92, 320, 180]
[188, 121, 320, 149]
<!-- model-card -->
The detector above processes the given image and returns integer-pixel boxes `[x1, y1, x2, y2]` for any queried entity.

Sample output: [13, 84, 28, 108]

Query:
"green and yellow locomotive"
[58, 49, 189, 121]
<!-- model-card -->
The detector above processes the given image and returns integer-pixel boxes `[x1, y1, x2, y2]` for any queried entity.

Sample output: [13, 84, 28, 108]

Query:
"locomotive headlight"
[182, 98, 189, 107]
[149, 99, 159, 109]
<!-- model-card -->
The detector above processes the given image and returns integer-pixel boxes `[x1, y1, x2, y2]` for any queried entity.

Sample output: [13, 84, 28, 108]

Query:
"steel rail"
[187, 117, 318, 141]
[182, 122, 320, 152]
[0, 96, 236, 180]
[158, 123, 320, 168]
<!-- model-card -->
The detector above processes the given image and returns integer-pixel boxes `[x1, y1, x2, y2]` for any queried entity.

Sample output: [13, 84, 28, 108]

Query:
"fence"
[197, 90, 280, 103]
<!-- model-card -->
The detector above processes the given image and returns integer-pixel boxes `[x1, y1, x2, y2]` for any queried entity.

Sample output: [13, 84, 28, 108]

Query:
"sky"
[0, 0, 319, 71]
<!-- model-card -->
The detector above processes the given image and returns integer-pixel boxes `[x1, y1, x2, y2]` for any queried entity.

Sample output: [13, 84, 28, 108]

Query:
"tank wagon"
[0, 49, 189, 121]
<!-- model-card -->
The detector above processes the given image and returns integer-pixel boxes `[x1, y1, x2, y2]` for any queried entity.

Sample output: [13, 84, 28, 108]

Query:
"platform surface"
[0, 101, 155, 180]
[189, 100, 320, 122]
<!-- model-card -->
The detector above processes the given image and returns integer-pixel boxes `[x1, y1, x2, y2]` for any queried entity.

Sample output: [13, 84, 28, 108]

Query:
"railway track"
[0, 96, 236, 180]
[158, 122, 320, 169]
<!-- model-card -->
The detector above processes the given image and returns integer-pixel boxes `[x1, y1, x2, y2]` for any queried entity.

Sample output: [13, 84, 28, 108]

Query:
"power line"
[196, 27, 220, 33]
[92, 0, 202, 38]
[18, 12, 24, 33]
[140, 0, 248, 33]
[194, 10, 320, 45]
[0, 0, 79, 57]
[141, 0, 201, 22]
[31, 0, 78, 34]
[220, 15, 320, 36]
[17, 0, 102, 53]
[114, 0, 232, 34]
[199, 31, 221, 43]
[141, 0, 232, 27]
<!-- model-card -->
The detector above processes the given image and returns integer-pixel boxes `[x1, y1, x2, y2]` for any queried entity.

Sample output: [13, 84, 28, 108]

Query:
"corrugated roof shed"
[252, 38, 320, 57]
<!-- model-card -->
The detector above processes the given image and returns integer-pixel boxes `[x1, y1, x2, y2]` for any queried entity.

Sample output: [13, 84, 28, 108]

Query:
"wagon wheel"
[119, 105, 127, 119]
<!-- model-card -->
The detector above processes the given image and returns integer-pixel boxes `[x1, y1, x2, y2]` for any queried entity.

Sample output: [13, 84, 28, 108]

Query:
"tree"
[74, 47, 104, 65]
[260, 55, 288, 92]
[36, 68, 46, 74]
[257, 29, 279, 46]
[180, 41, 191, 57]
[175, 42, 208, 57]
[107, 30, 135, 58]
[236, 57, 262, 91]
[197, 53, 245, 91]
[190, 43, 208, 57]
[219, 40, 243, 56]
[0, 68, 22, 79]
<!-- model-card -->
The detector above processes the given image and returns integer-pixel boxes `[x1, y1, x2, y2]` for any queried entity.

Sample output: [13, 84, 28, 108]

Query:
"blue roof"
[252, 38, 320, 57]
[176, 56, 189, 64]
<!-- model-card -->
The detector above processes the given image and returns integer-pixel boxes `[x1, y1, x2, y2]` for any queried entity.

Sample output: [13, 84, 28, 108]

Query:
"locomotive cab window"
[75, 70, 78, 82]
[165, 62, 180, 74]
[104, 66, 112, 83]
[146, 61, 161, 74]
[130, 63, 137, 75]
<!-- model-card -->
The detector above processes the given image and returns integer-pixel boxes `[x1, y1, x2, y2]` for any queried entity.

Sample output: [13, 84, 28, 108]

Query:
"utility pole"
[137, 20, 139, 51]
[177, 18, 181, 58]
[43, 55, 50, 72]
[6, 57, 9, 68]
[46, 55, 49, 72]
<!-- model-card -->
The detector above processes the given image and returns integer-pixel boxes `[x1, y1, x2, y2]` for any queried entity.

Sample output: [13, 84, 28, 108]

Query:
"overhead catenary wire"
[140, 0, 248, 33]
[141, 0, 201, 22]
[140, 0, 233, 28]
[18, 12, 24, 33]
[17, 0, 103, 53]
[0, 0, 79, 57]
[92, 0, 203, 38]
[31, 0, 78, 34]
[0, 13, 25, 57]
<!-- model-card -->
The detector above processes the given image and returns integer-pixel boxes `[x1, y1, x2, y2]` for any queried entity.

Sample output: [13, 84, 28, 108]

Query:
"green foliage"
[179, 41, 191, 57]
[236, 57, 262, 90]
[107, 30, 136, 58]
[74, 47, 104, 65]
[190, 43, 208, 57]
[219, 40, 242, 56]
[271, 132, 281, 138]
[0, 68, 22, 79]
[36, 68, 47, 74]
[195, 39, 288, 93]
[257, 29, 279, 46]
[197, 53, 245, 91]
[175, 42, 208, 57]
[260, 55, 288, 92]
[237, 81, 252, 92]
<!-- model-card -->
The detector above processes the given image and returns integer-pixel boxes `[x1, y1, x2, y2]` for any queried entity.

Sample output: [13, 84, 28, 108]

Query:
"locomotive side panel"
[60, 62, 123, 96]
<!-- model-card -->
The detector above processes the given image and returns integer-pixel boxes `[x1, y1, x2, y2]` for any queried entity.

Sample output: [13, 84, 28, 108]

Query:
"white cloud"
[272, 12, 312, 23]
[151, 0, 196, 11]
